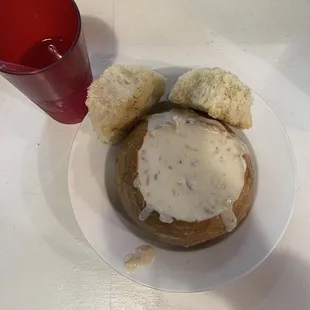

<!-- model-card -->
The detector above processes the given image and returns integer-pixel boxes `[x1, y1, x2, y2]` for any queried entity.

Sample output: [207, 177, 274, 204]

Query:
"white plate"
[68, 67, 296, 292]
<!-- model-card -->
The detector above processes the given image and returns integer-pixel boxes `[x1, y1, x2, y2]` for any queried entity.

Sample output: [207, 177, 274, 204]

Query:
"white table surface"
[1, 0, 310, 309]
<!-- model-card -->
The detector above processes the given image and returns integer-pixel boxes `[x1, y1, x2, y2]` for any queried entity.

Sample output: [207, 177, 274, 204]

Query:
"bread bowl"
[115, 109, 254, 247]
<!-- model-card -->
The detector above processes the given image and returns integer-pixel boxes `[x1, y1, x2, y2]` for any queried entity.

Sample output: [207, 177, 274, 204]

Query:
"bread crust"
[115, 111, 254, 247]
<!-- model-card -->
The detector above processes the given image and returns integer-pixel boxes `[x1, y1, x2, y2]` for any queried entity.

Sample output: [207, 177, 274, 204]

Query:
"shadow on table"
[214, 250, 310, 310]
[81, 15, 117, 79]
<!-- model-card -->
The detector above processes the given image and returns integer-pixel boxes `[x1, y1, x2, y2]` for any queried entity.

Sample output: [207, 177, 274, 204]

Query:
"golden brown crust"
[115, 112, 254, 247]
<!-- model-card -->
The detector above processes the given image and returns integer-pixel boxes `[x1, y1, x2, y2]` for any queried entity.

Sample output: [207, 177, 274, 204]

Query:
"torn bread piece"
[86, 64, 166, 145]
[169, 67, 253, 129]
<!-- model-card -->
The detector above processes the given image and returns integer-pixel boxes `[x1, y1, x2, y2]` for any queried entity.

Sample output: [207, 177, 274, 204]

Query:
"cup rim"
[0, 0, 82, 76]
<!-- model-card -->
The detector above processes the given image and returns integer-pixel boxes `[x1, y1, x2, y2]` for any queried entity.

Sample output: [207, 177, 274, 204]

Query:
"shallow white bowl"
[68, 67, 296, 292]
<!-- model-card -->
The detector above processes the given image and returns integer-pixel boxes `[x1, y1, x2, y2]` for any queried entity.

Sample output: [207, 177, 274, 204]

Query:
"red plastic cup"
[0, 0, 93, 124]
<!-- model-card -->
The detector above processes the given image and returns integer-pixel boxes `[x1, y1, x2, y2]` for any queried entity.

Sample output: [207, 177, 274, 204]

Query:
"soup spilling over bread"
[135, 110, 246, 228]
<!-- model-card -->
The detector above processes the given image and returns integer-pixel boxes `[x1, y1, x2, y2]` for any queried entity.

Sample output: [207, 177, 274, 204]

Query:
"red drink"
[19, 38, 72, 69]
[0, 0, 93, 124]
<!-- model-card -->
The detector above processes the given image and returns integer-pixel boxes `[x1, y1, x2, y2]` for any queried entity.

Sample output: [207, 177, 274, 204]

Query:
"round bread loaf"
[115, 109, 254, 247]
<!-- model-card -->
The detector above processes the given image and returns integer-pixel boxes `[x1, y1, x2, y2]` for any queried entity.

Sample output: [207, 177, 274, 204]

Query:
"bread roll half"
[86, 65, 166, 145]
[169, 67, 253, 129]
